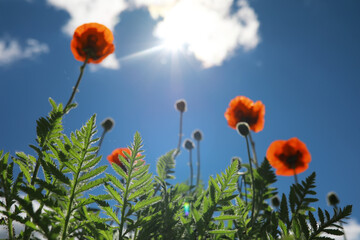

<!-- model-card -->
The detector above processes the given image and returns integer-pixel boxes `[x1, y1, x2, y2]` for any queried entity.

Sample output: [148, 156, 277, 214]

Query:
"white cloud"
[0, 38, 49, 66]
[45, 0, 260, 69]
[89, 54, 120, 72]
[133, 0, 260, 68]
[332, 219, 360, 240]
[46, 0, 128, 70]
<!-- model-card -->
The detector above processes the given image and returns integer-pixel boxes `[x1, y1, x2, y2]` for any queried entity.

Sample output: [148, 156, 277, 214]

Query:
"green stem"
[64, 57, 89, 112]
[293, 168, 298, 185]
[119, 152, 137, 239]
[248, 132, 259, 168]
[31, 152, 42, 186]
[95, 129, 107, 157]
[7, 214, 14, 240]
[243, 175, 248, 205]
[237, 176, 242, 201]
[245, 135, 256, 224]
[61, 140, 90, 240]
[173, 112, 183, 159]
[196, 140, 200, 187]
[189, 149, 193, 188]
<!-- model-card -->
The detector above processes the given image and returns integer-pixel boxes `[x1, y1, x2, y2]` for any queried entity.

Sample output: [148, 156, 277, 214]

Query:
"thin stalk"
[293, 168, 298, 185]
[189, 149, 193, 188]
[248, 132, 259, 168]
[245, 135, 256, 223]
[95, 129, 107, 157]
[237, 176, 243, 201]
[196, 140, 200, 187]
[243, 175, 248, 205]
[173, 112, 183, 159]
[64, 57, 89, 112]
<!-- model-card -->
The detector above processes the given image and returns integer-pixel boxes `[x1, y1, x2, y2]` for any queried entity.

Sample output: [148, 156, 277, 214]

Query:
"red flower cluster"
[224, 96, 265, 133]
[107, 148, 144, 173]
[266, 138, 311, 176]
[71, 23, 115, 64]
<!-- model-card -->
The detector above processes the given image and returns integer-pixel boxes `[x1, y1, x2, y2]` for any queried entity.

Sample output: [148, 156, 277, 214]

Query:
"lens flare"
[184, 202, 190, 216]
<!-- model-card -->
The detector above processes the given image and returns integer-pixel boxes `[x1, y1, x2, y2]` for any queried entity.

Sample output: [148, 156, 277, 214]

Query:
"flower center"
[87, 34, 98, 46]
[83, 34, 99, 59]
[287, 155, 298, 169]
[278, 150, 302, 169]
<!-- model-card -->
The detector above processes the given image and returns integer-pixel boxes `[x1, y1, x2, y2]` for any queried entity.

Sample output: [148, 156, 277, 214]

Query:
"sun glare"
[163, 37, 185, 52]
[155, 7, 188, 53]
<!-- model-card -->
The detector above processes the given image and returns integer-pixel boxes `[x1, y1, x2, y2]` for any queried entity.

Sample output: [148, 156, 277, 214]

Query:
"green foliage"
[0, 151, 23, 239]
[102, 132, 161, 239]
[0, 100, 353, 239]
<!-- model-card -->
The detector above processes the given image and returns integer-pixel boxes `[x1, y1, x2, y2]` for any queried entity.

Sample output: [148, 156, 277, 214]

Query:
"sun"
[155, 10, 188, 53]
[162, 37, 185, 52]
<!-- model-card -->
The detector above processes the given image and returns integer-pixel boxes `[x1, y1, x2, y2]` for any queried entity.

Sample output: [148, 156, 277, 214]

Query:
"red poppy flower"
[224, 96, 265, 132]
[266, 137, 311, 176]
[71, 23, 115, 64]
[107, 148, 144, 173]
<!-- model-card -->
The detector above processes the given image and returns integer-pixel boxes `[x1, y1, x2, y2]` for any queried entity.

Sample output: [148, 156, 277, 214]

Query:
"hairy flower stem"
[293, 169, 299, 185]
[189, 149, 193, 189]
[95, 128, 107, 157]
[245, 135, 256, 224]
[64, 57, 89, 112]
[237, 177, 243, 201]
[243, 176, 248, 205]
[248, 132, 258, 168]
[173, 112, 183, 159]
[196, 140, 200, 187]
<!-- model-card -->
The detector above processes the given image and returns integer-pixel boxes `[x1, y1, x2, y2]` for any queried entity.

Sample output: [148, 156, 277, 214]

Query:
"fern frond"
[104, 132, 160, 239]
[156, 149, 176, 182]
[192, 160, 239, 238]
[309, 205, 352, 240]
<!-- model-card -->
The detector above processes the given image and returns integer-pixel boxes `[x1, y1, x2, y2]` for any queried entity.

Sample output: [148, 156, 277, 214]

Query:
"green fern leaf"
[105, 182, 124, 206]
[78, 165, 107, 183]
[133, 195, 162, 212]
[309, 211, 318, 231]
[156, 149, 176, 181]
[318, 208, 325, 225]
[322, 228, 343, 235]
[279, 193, 290, 227]
[75, 178, 106, 196]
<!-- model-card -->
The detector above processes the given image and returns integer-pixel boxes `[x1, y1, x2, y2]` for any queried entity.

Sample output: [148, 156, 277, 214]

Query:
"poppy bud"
[101, 118, 115, 132]
[327, 192, 340, 206]
[271, 196, 280, 208]
[175, 99, 187, 113]
[231, 157, 242, 170]
[183, 139, 194, 150]
[192, 130, 203, 141]
[236, 122, 250, 136]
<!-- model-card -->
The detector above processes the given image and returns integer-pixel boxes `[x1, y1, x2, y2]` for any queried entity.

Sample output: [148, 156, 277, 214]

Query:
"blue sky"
[1, 0, 360, 238]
